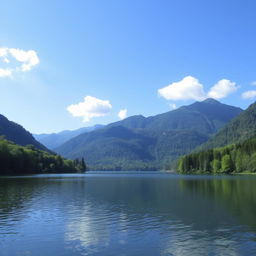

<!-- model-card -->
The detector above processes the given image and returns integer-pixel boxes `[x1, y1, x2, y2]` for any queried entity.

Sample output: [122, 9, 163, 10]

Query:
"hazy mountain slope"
[56, 126, 157, 170]
[0, 114, 48, 151]
[55, 99, 243, 170]
[34, 125, 104, 149]
[197, 101, 256, 151]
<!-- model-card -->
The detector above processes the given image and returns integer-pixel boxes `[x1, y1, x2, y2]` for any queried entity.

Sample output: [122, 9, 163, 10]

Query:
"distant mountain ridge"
[34, 124, 105, 149]
[0, 114, 48, 151]
[55, 99, 243, 170]
[109, 98, 241, 134]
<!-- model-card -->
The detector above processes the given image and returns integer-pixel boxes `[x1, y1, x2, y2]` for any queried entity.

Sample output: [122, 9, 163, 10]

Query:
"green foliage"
[0, 139, 86, 175]
[56, 99, 242, 170]
[212, 159, 221, 172]
[221, 155, 232, 173]
[178, 136, 256, 174]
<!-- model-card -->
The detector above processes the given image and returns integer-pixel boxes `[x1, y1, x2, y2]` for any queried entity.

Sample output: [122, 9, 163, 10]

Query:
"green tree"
[221, 155, 232, 173]
[212, 159, 221, 173]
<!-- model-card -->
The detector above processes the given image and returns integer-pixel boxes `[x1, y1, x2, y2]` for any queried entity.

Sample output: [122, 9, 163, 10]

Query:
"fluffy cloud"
[0, 47, 39, 77]
[67, 96, 112, 122]
[0, 48, 8, 57]
[242, 90, 256, 99]
[158, 76, 238, 102]
[118, 109, 127, 120]
[158, 76, 206, 101]
[9, 48, 39, 71]
[207, 79, 238, 99]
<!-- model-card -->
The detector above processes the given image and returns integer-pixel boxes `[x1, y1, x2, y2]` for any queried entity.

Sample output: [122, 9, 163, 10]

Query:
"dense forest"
[0, 139, 86, 175]
[178, 136, 256, 174]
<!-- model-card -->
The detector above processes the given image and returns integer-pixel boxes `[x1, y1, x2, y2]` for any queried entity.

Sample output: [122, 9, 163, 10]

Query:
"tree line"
[178, 136, 256, 174]
[0, 139, 86, 175]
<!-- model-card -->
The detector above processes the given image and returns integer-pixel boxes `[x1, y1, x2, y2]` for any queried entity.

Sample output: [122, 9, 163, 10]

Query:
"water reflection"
[0, 174, 256, 255]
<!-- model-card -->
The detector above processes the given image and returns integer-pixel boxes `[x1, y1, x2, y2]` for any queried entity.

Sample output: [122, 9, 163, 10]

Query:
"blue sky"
[1, 0, 256, 133]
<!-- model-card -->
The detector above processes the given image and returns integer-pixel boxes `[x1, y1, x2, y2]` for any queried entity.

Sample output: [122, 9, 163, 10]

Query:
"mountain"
[197, 101, 256, 151]
[55, 99, 243, 170]
[109, 98, 241, 134]
[0, 113, 48, 151]
[34, 124, 104, 149]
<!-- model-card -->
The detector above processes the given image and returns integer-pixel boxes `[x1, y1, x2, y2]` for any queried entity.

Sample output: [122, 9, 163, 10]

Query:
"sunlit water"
[0, 172, 256, 256]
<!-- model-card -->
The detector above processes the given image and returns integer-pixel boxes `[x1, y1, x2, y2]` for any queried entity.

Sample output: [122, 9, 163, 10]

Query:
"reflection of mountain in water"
[62, 174, 256, 255]
[1, 174, 256, 256]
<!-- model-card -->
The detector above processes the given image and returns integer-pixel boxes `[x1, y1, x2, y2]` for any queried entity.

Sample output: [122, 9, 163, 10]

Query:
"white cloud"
[0, 68, 12, 77]
[158, 76, 206, 101]
[67, 96, 112, 122]
[0, 48, 7, 57]
[158, 76, 239, 102]
[118, 109, 127, 120]
[251, 81, 256, 86]
[207, 79, 238, 99]
[8, 48, 39, 71]
[242, 90, 256, 99]
[0, 47, 39, 77]
[169, 103, 177, 110]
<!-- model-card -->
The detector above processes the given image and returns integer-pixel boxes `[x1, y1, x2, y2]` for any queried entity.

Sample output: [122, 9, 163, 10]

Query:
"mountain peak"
[202, 98, 220, 104]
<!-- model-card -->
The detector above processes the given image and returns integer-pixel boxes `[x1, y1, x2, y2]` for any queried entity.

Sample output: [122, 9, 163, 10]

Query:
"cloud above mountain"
[118, 109, 127, 120]
[207, 79, 238, 99]
[158, 76, 238, 101]
[0, 47, 39, 77]
[158, 76, 206, 101]
[67, 96, 112, 122]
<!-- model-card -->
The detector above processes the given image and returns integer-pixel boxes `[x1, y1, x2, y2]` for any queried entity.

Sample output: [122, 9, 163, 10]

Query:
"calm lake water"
[0, 172, 256, 256]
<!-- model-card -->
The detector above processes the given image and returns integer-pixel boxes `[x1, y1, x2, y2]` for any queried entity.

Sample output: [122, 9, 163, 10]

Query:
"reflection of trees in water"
[179, 177, 256, 231]
[69, 176, 246, 231]
[0, 176, 87, 224]
[0, 178, 40, 218]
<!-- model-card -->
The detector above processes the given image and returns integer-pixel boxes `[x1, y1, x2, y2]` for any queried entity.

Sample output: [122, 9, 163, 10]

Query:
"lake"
[0, 172, 256, 256]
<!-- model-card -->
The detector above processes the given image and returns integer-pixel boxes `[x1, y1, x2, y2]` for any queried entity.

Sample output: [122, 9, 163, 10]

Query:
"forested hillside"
[178, 136, 256, 174]
[197, 101, 256, 151]
[0, 114, 48, 151]
[0, 139, 86, 175]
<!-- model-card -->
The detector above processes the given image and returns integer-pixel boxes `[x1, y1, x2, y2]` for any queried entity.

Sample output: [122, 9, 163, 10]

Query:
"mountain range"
[1, 99, 248, 171]
[33, 124, 104, 149]
[54, 98, 243, 170]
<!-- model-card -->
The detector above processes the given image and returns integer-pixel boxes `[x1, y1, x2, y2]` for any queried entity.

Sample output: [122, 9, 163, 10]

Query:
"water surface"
[0, 172, 256, 256]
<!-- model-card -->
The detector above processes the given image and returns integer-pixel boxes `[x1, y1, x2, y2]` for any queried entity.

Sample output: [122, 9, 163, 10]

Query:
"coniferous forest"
[0, 139, 86, 175]
[178, 137, 256, 174]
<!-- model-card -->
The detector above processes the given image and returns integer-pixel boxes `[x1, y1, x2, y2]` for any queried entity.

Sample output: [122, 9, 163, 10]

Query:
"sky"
[1, 0, 256, 134]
